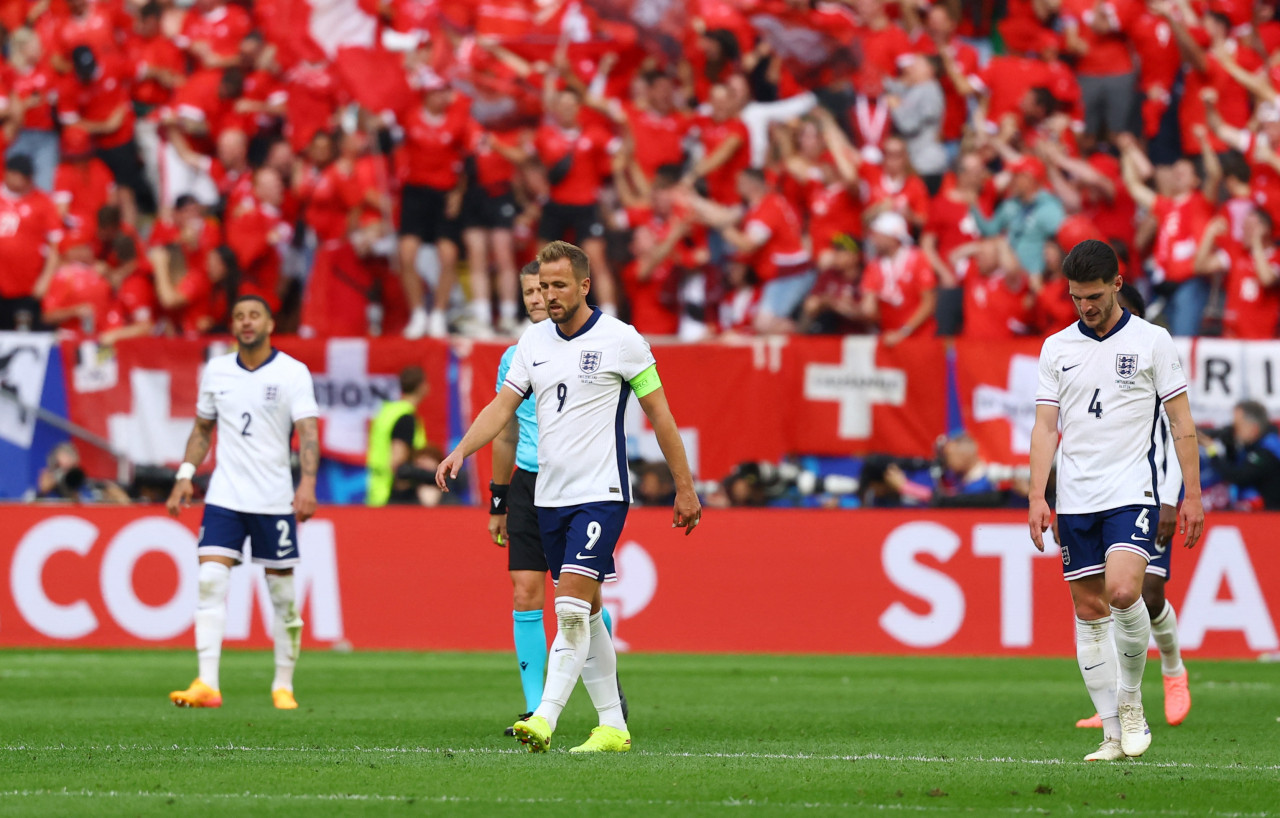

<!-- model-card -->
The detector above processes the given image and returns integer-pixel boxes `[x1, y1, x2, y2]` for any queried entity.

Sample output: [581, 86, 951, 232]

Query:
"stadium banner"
[1, 506, 1275, 659]
[0, 333, 70, 499]
[61, 337, 450, 477]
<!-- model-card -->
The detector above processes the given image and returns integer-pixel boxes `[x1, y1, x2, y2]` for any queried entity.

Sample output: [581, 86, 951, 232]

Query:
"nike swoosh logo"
[575, 553, 597, 560]
[554, 647, 572, 653]
[1131, 534, 1148, 541]
[276, 548, 291, 557]
[1062, 364, 1081, 372]
[1083, 662, 1105, 671]
[1123, 652, 1144, 658]
[532, 361, 548, 367]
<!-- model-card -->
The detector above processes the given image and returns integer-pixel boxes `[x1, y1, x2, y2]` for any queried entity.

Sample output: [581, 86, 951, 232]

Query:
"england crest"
[580, 350, 602, 374]
[1115, 354, 1138, 379]
[264, 384, 280, 402]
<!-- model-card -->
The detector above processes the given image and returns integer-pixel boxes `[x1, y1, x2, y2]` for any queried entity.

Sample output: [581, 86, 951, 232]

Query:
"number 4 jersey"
[196, 350, 319, 515]
[1036, 309, 1188, 515]
[504, 308, 658, 507]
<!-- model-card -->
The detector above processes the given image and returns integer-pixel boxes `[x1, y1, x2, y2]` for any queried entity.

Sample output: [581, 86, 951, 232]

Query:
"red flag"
[332, 47, 415, 113]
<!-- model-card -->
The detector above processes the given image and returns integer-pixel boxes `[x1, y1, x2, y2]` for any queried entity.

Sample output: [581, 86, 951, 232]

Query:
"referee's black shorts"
[506, 467, 547, 573]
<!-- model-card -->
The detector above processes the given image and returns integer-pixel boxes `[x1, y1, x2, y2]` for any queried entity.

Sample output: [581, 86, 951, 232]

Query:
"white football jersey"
[1036, 311, 1188, 514]
[196, 350, 320, 515]
[504, 309, 656, 507]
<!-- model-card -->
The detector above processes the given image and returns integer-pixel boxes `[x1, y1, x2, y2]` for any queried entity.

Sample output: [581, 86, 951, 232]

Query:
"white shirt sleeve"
[504, 334, 533, 399]
[617, 325, 658, 381]
[289, 363, 320, 422]
[1035, 339, 1061, 407]
[1153, 329, 1189, 403]
[196, 366, 217, 420]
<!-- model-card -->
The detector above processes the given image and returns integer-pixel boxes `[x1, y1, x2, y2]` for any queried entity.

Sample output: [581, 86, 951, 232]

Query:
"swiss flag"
[953, 339, 1044, 465]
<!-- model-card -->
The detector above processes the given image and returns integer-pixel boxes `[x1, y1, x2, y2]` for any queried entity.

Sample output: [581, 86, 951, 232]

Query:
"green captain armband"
[630, 364, 662, 398]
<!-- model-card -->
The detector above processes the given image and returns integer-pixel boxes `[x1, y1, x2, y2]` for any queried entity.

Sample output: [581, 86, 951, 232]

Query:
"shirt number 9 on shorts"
[584, 521, 601, 550]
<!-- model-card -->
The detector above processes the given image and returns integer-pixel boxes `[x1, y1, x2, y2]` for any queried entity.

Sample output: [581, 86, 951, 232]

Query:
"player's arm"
[1027, 403, 1060, 552]
[635, 371, 701, 535]
[436, 388, 523, 490]
[489, 415, 519, 547]
[166, 416, 215, 517]
[293, 416, 319, 522]
[1163, 392, 1204, 549]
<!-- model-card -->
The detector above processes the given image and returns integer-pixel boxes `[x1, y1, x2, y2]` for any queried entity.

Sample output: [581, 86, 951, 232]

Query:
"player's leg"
[1104, 546, 1153, 757]
[1144, 572, 1191, 725]
[1068, 576, 1123, 760]
[250, 514, 303, 709]
[510, 570, 546, 715]
[491, 224, 520, 334]
[173, 506, 244, 707]
[510, 507, 570, 751]
[430, 233, 461, 338]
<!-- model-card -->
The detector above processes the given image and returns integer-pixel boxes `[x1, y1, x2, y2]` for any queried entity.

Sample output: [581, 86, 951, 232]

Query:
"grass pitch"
[2, 650, 1277, 817]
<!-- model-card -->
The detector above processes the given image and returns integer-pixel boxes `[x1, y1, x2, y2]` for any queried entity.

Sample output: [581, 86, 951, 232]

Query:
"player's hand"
[1156, 503, 1178, 548]
[489, 513, 509, 547]
[436, 450, 465, 491]
[1029, 497, 1053, 552]
[1179, 495, 1205, 549]
[672, 487, 702, 536]
[166, 479, 194, 518]
[292, 484, 318, 522]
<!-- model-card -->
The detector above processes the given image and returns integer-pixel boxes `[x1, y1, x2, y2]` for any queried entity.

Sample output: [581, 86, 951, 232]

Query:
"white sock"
[532, 597, 592, 732]
[410, 306, 428, 321]
[1150, 600, 1184, 677]
[266, 573, 302, 692]
[195, 562, 230, 691]
[499, 300, 517, 321]
[581, 611, 626, 730]
[1112, 598, 1152, 706]
[470, 299, 490, 325]
[1076, 616, 1120, 739]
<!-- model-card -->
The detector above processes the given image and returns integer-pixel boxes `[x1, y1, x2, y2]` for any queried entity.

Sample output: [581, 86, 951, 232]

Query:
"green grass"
[1, 651, 1277, 817]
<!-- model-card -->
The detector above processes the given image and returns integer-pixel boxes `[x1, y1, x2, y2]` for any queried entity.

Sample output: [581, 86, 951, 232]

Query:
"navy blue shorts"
[1147, 530, 1172, 580]
[1058, 504, 1158, 582]
[197, 504, 300, 568]
[537, 501, 628, 583]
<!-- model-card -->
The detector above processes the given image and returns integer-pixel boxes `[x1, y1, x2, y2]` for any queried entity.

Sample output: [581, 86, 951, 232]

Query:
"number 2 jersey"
[1036, 310, 1188, 515]
[196, 349, 320, 515]
[503, 308, 657, 507]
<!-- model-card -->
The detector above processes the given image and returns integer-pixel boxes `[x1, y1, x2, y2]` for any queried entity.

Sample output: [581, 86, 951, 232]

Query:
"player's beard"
[550, 299, 580, 325]
[238, 329, 268, 350]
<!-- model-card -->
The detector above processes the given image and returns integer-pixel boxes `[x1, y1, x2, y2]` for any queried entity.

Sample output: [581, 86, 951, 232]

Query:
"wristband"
[489, 481, 509, 515]
[176, 462, 197, 481]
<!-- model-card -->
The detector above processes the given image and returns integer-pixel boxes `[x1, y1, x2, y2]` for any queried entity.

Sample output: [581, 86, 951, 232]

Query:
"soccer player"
[1029, 240, 1204, 762]
[1075, 285, 1192, 730]
[166, 294, 320, 710]
[489, 261, 628, 733]
[441, 241, 701, 753]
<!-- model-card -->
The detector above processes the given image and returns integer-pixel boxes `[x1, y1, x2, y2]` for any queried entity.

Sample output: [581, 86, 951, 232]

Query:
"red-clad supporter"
[1042, 145, 1136, 251]
[282, 50, 344, 154]
[53, 127, 117, 231]
[1194, 212, 1280, 339]
[718, 260, 761, 334]
[148, 194, 222, 276]
[128, 2, 184, 111]
[860, 211, 937, 344]
[1207, 100, 1280, 229]
[617, 71, 691, 179]
[39, 231, 113, 341]
[910, 4, 981, 145]
[53, 0, 128, 68]
[690, 84, 750, 206]
[616, 164, 699, 337]
[59, 46, 145, 225]
[153, 242, 236, 336]
[1058, 0, 1140, 140]
[0, 155, 63, 329]
[236, 34, 289, 140]
[922, 151, 987, 292]
[298, 131, 354, 244]
[800, 235, 870, 335]
[535, 85, 618, 311]
[1035, 239, 1083, 333]
[2, 27, 61, 191]
[98, 224, 157, 346]
[463, 125, 529, 335]
[395, 72, 471, 339]
[226, 168, 291, 312]
[955, 238, 1032, 340]
[302, 236, 404, 338]
[776, 111, 862, 266]
[176, 0, 253, 75]
[972, 46, 1053, 135]
[861, 135, 931, 229]
[1127, 7, 1182, 139]
[854, 0, 914, 90]
[684, 24, 746, 104]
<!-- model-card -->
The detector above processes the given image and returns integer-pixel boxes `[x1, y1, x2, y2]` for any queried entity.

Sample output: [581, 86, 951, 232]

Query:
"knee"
[512, 582, 543, 612]
[197, 562, 230, 605]
[1143, 586, 1165, 620]
[1108, 587, 1141, 611]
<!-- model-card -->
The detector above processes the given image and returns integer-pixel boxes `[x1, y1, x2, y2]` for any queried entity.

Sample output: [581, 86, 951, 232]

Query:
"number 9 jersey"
[1035, 310, 1188, 515]
[196, 350, 320, 515]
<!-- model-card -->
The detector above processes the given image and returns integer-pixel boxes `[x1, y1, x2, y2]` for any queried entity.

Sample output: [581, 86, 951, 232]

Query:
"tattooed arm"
[293, 416, 319, 522]
[166, 417, 215, 517]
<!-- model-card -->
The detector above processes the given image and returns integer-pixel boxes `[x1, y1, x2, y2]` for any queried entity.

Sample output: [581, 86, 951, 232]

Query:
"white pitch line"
[4, 744, 1279, 774]
[0, 789, 1271, 817]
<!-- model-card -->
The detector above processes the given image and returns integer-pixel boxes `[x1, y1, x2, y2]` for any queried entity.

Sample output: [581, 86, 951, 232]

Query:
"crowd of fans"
[0, 0, 1278, 343]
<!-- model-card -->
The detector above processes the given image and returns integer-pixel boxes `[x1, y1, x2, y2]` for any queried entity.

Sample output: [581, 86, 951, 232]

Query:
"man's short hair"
[520, 260, 540, 277]
[399, 364, 426, 395]
[538, 241, 590, 281]
[1237, 400, 1270, 429]
[1221, 151, 1251, 183]
[232, 294, 273, 318]
[739, 167, 767, 186]
[97, 204, 123, 230]
[654, 163, 684, 189]
[1062, 239, 1119, 283]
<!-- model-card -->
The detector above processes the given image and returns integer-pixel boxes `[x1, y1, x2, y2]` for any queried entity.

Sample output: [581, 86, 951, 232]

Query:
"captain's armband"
[629, 364, 662, 398]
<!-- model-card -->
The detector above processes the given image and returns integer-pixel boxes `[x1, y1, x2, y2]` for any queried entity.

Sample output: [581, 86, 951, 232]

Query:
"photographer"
[32, 442, 130, 503]
[878, 433, 1021, 508]
[1203, 401, 1280, 510]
